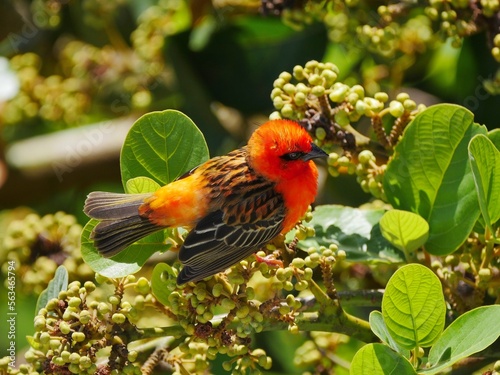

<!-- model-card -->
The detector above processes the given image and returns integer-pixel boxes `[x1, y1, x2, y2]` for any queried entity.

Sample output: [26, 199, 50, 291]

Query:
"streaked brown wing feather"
[177, 210, 283, 283]
[177, 151, 285, 283]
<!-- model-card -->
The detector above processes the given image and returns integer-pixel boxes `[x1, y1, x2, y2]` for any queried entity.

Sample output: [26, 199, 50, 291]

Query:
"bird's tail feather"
[84, 191, 152, 219]
[84, 192, 161, 257]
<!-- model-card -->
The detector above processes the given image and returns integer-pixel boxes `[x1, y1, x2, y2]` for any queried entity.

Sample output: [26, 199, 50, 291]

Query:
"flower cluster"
[0, 207, 358, 374]
[270, 61, 424, 200]
[431, 237, 500, 317]
[159, 238, 342, 374]
[266, 0, 498, 79]
[1, 211, 93, 295]
[0, 53, 91, 128]
[22, 277, 143, 375]
[1, 0, 183, 134]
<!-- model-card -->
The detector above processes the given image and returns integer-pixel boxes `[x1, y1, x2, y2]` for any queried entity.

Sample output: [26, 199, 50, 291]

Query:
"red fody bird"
[84, 119, 327, 284]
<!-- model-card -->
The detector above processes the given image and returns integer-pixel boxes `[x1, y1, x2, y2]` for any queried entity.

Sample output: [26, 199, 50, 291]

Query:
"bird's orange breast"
[275, 161, 319, 233]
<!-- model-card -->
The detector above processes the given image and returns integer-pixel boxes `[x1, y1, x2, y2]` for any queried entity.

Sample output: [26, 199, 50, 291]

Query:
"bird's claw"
[254, 254, 283, 268]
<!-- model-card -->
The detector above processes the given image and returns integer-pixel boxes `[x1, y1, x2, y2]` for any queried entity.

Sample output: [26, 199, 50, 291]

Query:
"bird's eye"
[280, 151, 304, 161]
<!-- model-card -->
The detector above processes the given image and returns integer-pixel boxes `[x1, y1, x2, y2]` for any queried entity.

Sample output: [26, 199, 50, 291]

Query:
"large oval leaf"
[120, 109, 209, 187]
[379, 210, 429, 255]
[125, 176, 161, 194]
[422, 305, 500, 375]
[297, 205, 404, 263]
[82, 111, 210, 277]
[81, 176, 166, 277]
[468, 134, 500, 231]
[81, 220, 170, 278]
[350, 343, 416, 375]
[382, 264, 445, 350]
[384, 104, 487, 255]
[369, 311, 410, 358]
[487, 128, 500, 150]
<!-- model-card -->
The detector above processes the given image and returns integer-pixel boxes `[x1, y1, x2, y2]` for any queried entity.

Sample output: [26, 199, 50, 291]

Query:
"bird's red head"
[247, 119, 327, 183]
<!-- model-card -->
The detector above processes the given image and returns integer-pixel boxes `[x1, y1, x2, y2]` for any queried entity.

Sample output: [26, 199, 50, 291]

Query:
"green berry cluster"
[0, 358, 37, 375]
[162, 263, 274, 374]
[30, 0, 64, 29]
[59, 40, 160, 109]
[493, 34, 500, 62]
[270, 61, 423, 144]
[357, 15, 434, 57]
[0, 53, 91, 128]
[1, 207, 354, 374]
[131, 0, 189, 62]
[494, 360, 500, 375]
[279, 0, 434, 59]
[356, 150, 386, 200]
[270, 61, 424, 200]
[328, 149, 387, 200]
[423, 0, 478, 49]
[270, 0, 500, 93]
[2, 1, 187, 132]
[25, 277, 142, 375]
[431, 234, 500, 316]
[1, 211, 93, 295]
[137, 214, 349, 374]
[30, 0, 141, 32]
[294, 332, 350, 372]
[357, 23, 399, 58]
[80, 0, 126, 29]
[173, 333, 272, 375]
[489, 35, 500, 93]
[280, 0, 325, 29]
[482, 70, 500, 95]
[270, 60, 340, 122]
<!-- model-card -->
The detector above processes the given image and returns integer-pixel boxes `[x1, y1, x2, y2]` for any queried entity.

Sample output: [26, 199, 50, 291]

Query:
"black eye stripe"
[280, 151, 305, 161]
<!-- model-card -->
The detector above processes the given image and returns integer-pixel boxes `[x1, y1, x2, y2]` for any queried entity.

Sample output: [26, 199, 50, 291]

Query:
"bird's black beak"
[302, 143, 328, 161]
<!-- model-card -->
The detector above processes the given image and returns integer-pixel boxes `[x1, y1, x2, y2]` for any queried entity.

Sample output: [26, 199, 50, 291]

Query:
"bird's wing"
[177, 177, 285, 284]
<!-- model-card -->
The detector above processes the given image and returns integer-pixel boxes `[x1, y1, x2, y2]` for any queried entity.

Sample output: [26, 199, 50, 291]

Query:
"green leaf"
[382, 264, 445, 350]
[81, 110, 208, 277]
[36, 266, 68, 314]
[379, 210, 429, 255]
[297, 205, 404, 263]
[81, 220, 170, 278]
[421, 305, 500, 375]
[120, 109, 209, 187]
[369, 311, 410, 358]
[125, 176, 161, 194]
[468, 134, 500, 231]
[26, 335, 44, 350]
[384, 104, 487, 255]
[151, 263, 178, 306]
[259, 331, 310, 374]
[487, 128, 500, 150]
[350, 343, 416, 375]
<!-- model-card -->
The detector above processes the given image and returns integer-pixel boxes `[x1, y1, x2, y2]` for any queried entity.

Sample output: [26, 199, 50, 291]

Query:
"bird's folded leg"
[254, 254, 283, 268]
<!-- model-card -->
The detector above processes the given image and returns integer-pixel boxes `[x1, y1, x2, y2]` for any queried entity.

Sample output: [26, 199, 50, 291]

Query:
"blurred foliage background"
[1, 0, 500, 373]
[2, 0, 500, 212]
